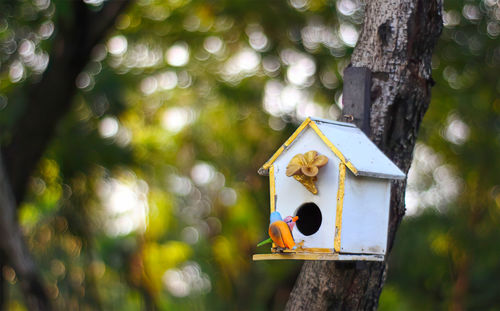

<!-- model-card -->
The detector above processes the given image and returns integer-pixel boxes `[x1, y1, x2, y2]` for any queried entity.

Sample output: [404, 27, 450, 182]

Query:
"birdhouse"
[253, 117, 405, 261]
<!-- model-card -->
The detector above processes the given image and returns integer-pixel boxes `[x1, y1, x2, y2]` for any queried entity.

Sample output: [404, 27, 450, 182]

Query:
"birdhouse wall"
[339, 173, 391, 255]
[273, 127, 340, 250]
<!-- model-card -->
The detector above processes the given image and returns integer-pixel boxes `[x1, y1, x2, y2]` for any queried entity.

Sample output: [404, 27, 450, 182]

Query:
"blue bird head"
[270, 211, 283, 224]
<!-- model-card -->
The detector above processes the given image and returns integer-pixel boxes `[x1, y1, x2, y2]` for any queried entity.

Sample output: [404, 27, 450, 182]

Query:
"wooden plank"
[281, 248, 333, 253]
[342, 67, 371, 136]
[334, 163, 346, 252]
[312, 119, 405, 179]
[252, 253, 384, 261]
[340, 176, 390, 255]
[269, 165, 276, 213]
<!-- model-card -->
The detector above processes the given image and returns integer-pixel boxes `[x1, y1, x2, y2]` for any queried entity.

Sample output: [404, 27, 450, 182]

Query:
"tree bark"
[0, 154, 51, 310]
[285, 0, 443, 310]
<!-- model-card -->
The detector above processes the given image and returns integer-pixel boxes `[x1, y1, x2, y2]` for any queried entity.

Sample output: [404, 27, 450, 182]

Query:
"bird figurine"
[283, 215, 298, 232]
[257, 212, 298, 250]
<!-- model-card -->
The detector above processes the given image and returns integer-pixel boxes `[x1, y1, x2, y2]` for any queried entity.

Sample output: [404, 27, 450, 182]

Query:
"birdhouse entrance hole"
[295, 202, 322, 236]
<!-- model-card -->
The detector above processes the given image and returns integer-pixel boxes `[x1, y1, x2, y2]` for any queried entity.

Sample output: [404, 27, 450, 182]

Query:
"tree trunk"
[0, 154, 51, 310]
[0, 1, 132, 309]
[3, 0, 131, 205]
[285, 0, 443, 310]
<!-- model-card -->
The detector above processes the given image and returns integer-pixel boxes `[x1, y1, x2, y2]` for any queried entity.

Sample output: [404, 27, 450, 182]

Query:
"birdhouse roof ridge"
[307, 117, 356, 128]
[258, 117, 406, 180]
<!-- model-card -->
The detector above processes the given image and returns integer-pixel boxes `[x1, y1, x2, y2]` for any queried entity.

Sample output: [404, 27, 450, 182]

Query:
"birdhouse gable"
[259, 117, 405, 180]
[271, 127, 341, 249]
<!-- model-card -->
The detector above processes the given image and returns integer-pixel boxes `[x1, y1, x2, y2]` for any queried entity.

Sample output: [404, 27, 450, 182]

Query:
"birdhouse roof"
[259, 117, 405, 180]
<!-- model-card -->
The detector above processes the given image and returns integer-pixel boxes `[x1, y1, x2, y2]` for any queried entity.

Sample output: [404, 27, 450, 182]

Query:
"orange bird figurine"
[268, 212, 298, 250]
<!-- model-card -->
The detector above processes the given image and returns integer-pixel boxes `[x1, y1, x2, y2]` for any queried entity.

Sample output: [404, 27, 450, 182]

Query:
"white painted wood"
[310, 117, 405, 180]
[340, 172, 391, 255]
[274, 127, 340, 249]
[258, 117, 404, 260]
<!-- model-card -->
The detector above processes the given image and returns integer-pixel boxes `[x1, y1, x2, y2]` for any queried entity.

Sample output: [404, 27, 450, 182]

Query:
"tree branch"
[2, 0, 132, 204]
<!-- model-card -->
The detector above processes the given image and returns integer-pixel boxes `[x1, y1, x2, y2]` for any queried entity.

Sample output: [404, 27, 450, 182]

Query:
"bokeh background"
[0, 0, 499, 310]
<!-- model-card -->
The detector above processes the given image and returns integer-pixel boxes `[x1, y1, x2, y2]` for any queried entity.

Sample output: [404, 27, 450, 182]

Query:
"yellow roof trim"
[261, 118, 312, 170]
[334, 162, 346, 252]
[269, 165, 276, 213]
[309, 122, 358, 175]
[261, 145, 285, 171]
[259, 118, 359, 175]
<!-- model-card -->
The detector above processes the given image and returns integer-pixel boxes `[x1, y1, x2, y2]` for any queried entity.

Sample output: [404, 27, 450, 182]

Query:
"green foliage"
[383, 0, 500, 309]
[0, 0, 498, 309]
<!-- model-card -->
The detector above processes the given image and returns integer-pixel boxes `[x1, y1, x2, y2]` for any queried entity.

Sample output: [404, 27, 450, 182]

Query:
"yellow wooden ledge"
[252, 253, 384, 261]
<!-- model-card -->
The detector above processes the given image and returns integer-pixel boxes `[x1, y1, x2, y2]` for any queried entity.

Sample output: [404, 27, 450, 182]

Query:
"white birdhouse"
[253, 117, 405, 261]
